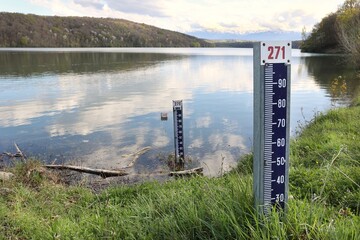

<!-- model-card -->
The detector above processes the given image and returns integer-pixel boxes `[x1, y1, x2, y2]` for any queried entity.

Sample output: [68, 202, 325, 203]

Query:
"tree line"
[301, 0, 360, 64]
[0, 12, 212, 48]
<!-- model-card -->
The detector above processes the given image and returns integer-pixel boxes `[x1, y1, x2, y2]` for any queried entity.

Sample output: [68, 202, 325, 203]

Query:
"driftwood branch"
[124, 146, 151, 168]
[169, 167, 203, 177]
[1, 144, 203, 179]
[44, 165, 129, 178]
[14, 143, 27, 161]
[45, 165, 203, 178]
[1, 143, 27, 162]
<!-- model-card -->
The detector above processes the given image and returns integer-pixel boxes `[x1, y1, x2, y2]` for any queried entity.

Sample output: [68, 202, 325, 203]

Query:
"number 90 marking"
[278, 78, 287, 88]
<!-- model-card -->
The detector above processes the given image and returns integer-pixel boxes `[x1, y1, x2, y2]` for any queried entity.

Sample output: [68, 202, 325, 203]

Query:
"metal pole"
[253, 41, 291, 215]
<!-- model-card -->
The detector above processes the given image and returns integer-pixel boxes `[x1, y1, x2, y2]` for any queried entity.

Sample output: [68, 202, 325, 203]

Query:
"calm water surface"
[0, 48, 358, 175]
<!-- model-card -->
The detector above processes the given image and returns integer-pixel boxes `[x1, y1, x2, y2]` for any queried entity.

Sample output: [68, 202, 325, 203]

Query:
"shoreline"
[1, 92, 359, 190]
[1, 89, 359, 238]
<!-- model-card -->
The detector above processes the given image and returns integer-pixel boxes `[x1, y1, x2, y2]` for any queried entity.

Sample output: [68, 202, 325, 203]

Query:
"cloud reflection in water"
[1, 49, 355, 176]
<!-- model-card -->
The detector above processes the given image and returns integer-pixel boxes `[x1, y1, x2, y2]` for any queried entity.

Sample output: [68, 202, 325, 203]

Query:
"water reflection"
[0, 51, 183, 77]
[304, 56, 360, 100]
[0, 49, 358, 176]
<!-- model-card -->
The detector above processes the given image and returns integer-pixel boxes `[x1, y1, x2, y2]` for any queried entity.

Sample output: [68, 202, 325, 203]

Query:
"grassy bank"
[1, 99, 360, 239]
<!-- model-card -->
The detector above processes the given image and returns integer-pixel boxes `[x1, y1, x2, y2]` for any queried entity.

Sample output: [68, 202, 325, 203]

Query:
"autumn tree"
[301, 0, 360, 65]
[301, 13, 339, 53]
[335, 0, 360, 61]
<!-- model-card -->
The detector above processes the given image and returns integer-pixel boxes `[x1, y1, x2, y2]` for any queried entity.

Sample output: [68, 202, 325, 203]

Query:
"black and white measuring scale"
[173, 100, 185, 169]
[253, 41, 291, 214]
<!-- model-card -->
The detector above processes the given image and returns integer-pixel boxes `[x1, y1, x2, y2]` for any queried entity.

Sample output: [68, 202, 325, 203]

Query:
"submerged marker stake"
[173, 100, 184, 170]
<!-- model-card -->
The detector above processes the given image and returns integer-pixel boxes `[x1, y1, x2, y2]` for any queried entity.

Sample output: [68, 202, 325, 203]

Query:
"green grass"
[1, 170, 359, 239]
[1, 99, 360, 239]
[290, 102, 360, 215]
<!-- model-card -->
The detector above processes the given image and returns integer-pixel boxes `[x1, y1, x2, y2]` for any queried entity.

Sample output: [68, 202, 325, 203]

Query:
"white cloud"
[28, 0, 344, 35]
[74, 0, 104, 10]
[106, 0, 169, 17]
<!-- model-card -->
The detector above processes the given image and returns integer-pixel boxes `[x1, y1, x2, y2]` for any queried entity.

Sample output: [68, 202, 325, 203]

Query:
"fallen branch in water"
[2, 144, 202, 179]
[45, 165, 203, 178]
[1, 143, 27, 162]
[44, 165, 129, 178]
[44, 147, 150, 178]
[123, 146, 151, 168]
[169, 167, 203, 177]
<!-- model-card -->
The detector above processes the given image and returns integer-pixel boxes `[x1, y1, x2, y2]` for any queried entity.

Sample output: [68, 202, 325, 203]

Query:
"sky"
[1, 0, 345, 39]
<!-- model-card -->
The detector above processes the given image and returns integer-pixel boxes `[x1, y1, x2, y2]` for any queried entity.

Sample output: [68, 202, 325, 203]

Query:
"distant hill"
[0, 12, 212, 48]
[210, 40, 302, 49]
[189, 30, 301, 41]
[210, 40, 254, 48]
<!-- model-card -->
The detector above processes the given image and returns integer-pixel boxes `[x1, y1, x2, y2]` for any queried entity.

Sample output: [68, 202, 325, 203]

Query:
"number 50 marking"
[268, 46, 285, 60]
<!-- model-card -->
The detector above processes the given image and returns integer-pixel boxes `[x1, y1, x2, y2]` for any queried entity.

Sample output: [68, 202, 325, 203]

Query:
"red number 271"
[268, 46, 285, 60]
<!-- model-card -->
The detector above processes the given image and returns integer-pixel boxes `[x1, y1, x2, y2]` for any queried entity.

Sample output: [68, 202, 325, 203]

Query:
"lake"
[0, 48, 358, 176]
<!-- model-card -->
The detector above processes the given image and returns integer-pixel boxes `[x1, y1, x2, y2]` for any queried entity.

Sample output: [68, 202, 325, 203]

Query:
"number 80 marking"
[278, 99, 286, 108]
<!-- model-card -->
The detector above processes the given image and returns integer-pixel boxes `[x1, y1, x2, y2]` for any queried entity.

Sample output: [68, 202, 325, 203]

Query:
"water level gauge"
[253, 41, 291, 215]
[173, 100, 185, 169]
